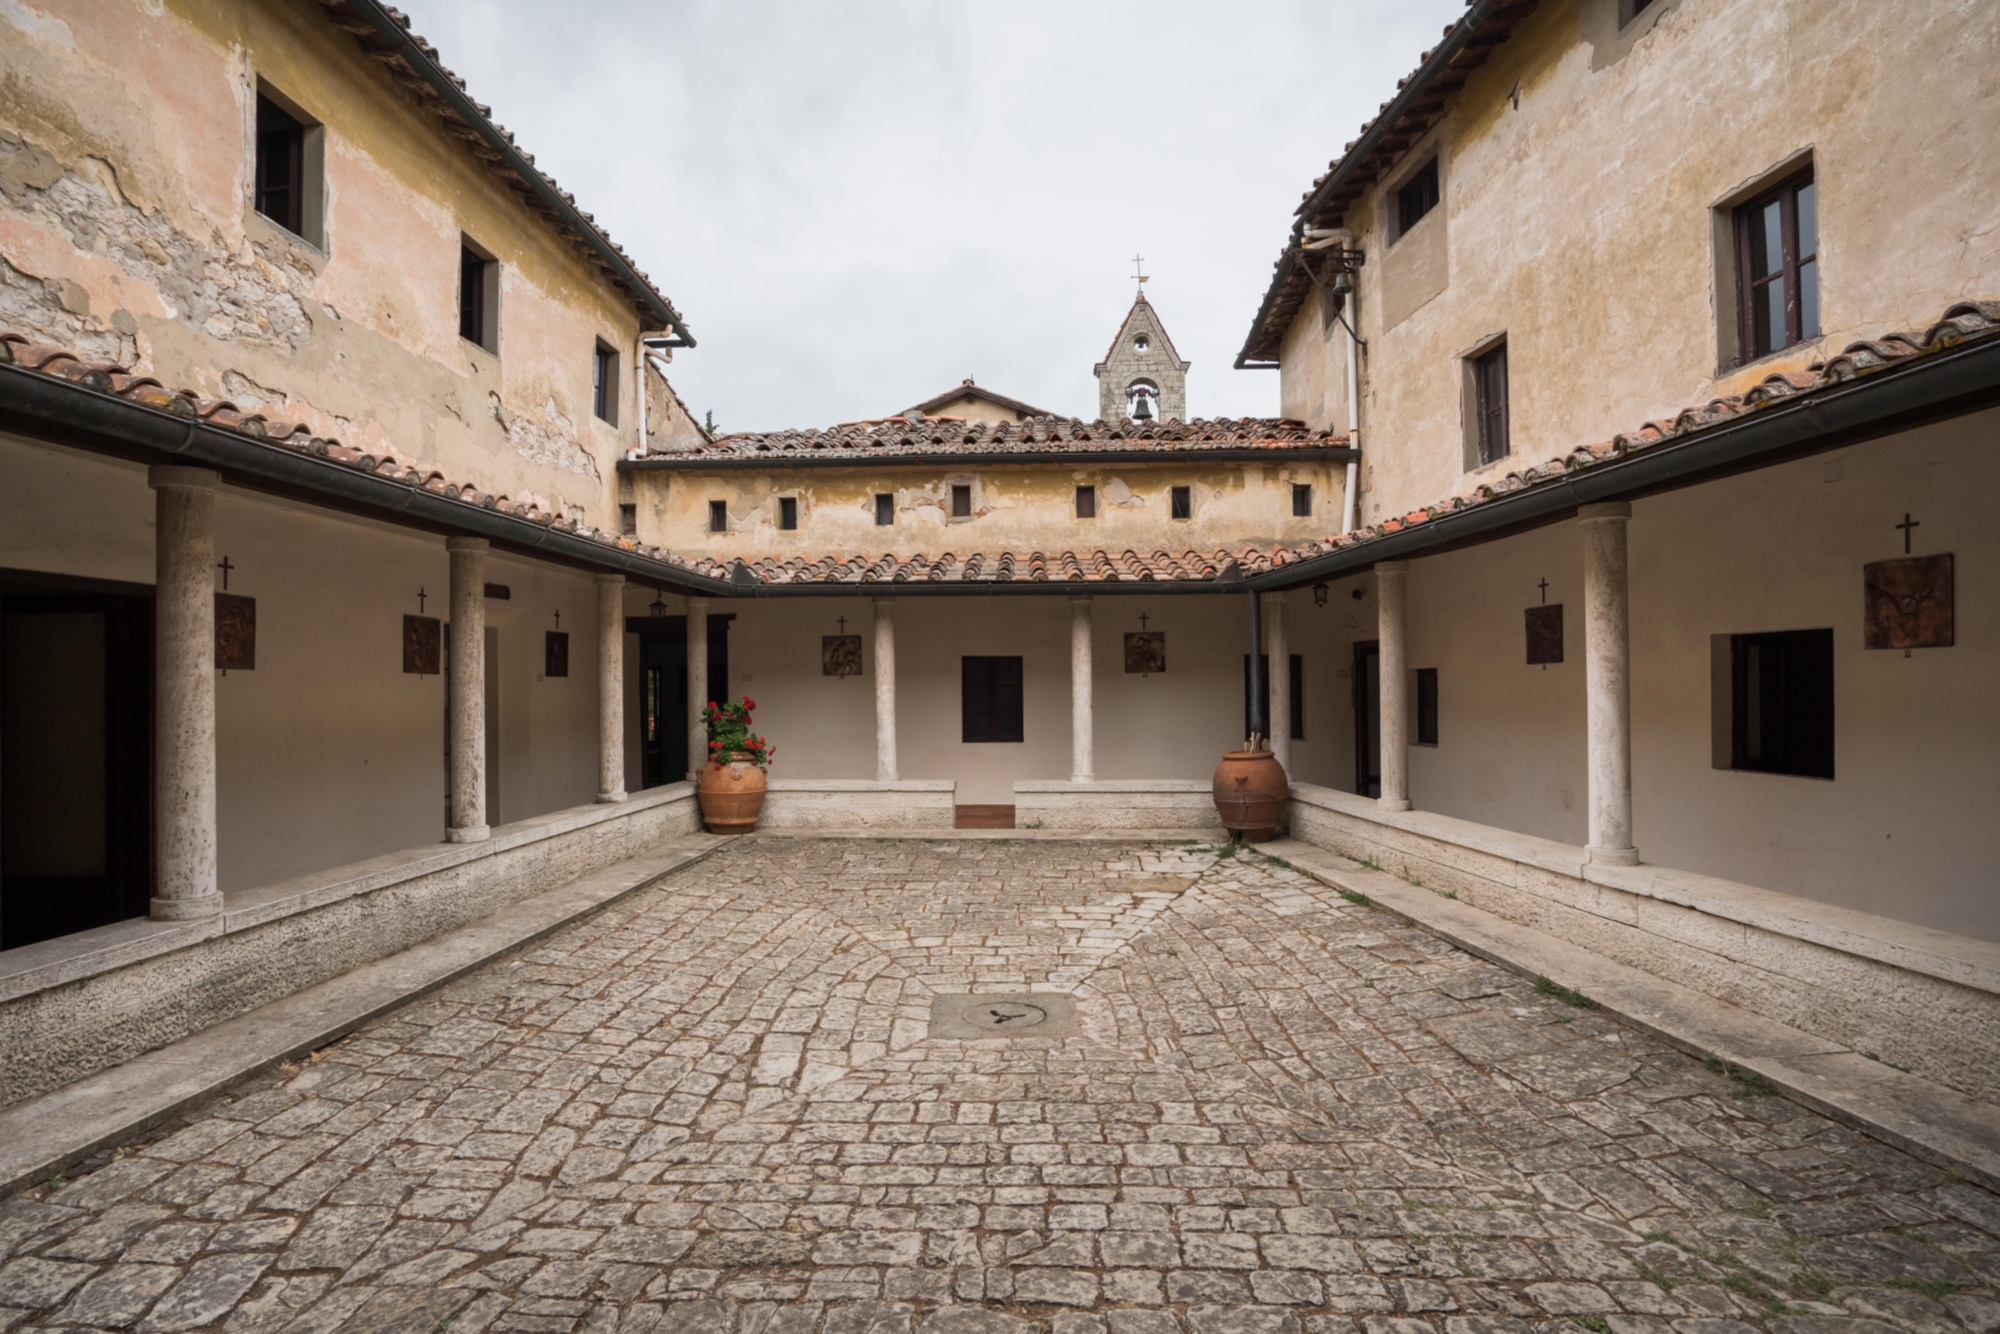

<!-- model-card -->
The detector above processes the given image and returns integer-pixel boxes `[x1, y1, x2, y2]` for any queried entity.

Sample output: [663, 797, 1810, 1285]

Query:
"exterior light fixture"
[649, 590, 667, 617]
[1313, 582, 1330, 608]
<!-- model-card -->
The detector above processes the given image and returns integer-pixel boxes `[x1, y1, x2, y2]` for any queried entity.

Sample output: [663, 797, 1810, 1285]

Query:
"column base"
[596, 790, 628, 805]
[150, 893, 222, 921]
[1588, 844, 1640, 866]
[1377, 797, 1413, 812]
[446, 825, 492, 844]
[1070, 774, 1095, 784]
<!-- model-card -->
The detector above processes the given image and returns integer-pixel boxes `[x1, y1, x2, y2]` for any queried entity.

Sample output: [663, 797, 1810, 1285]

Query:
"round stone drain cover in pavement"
[929, 992, 1080, 1040]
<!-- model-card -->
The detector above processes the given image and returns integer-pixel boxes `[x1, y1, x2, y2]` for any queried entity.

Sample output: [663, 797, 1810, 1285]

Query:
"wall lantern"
[1313, 582, 1330, 608]
[649, 590, 668, 618]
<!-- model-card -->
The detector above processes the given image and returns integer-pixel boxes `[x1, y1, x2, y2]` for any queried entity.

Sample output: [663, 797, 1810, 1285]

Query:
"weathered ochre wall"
[632, 459, 1347, 559]
[1278, 0, 2000, 525]
[1, 0, 654, 528]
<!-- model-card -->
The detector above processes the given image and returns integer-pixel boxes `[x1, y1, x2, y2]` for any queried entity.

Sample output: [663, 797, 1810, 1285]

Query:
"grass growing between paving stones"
[1705, 1055, 1781, 1097]
[1644, 1231, 1791, 1316]
[1339, 888, 1370, 906]
[1534, 975, 1600, 1009]
[1889, 1277, 1964, 1301]
[1575, 1318, 1613, 1334]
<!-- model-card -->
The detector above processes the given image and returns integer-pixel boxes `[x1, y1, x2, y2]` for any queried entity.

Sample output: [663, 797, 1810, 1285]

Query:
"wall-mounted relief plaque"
[1525, 604, 1564, 665]
[215, 593, 256, 670]
[545, 630, 570, 678]
[403, 614, 441, 675]
[1124, 631, 1166, 675]
[822, 634, 863, 677]
[1865, 553, 1953, 650]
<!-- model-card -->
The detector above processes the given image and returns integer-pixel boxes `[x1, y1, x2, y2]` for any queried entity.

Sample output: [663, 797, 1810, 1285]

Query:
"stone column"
[1376, 560, 1412, 812]
[1269, 593, 1292, 775]
[873, 597, 897, 781]
[1070, 596, 1094, 782]
[686, 596, 709, 779]
[595, 573, 626, 803]
[1580, 502, 1638, 864]
[149, 466, 221, 920]
[446, 536, 489, 842]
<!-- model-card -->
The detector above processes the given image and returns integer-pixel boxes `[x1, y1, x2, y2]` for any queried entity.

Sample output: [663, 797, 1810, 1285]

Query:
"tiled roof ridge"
[689, 545, 1275, 586]
[1272, 299, 2000, 566]
[311, 0, 685, 335]
[660, 415, 1345, 461]
[0, 331, 704, 575]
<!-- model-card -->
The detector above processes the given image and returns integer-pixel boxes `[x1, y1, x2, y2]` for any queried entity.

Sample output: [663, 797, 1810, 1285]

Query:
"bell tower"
[1094, 266, 1190, 422]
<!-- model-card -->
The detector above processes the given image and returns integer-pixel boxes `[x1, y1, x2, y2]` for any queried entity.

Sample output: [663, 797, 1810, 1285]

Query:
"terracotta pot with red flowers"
[696, 696, 773, 833]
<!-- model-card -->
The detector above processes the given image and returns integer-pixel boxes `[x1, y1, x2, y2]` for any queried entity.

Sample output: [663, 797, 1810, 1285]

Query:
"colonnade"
[145, 468, 635, 920]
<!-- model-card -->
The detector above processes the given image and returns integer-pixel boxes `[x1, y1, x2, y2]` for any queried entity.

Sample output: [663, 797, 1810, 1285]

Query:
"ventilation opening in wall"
[708, 500, 727, 533]
[1170, 486, 1191, 520]
[875, 493, 895, 526]
[777, 496, 798, 531]
[951, 484, 972, 519]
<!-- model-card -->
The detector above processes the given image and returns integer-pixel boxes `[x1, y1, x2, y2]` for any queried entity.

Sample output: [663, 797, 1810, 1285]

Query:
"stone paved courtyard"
[4, 838, 1999, 1333]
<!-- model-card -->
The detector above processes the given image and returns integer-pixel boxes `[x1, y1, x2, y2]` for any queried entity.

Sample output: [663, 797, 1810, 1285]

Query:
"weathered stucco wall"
[0, 0, 654, 529]
[1278, 0, 2000, 525]
[633, 460, 1347, 560]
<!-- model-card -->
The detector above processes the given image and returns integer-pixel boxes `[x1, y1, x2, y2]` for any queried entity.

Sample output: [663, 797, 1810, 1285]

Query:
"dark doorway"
[1, 571, 154, 949]
[630, 612, 731, 789]
[1352, 639, 1381, 799]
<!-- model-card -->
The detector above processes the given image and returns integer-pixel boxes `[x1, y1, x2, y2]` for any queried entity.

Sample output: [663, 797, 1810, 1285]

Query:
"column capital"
[871, 595, 894, 608]
[1068, 593, 1093, 604]
[147, 464, 220, 492]
[445, 534, 489, 553]
[1577, 501, 1633, 522]
[686, 593, 709, 608]
[1374, 559, 1410, 577]
[594, 571, 626, 588]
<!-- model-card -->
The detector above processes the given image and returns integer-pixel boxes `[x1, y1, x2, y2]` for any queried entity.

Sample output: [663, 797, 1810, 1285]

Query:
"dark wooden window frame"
[874, 493, 895, 526]
[1291, 483, 1313, 518]
[707, 500, 727, 533]
[777, 496, 798, 531]
[1733, 167, 1819, 363]
[1169, 486, 1192, 520]
[950, 484, 973, 520]
[961, 656, 1024, 743]
[1394, 157, 1440, 241]
[254, 93, 307, 238]
[592, 341, 619, 424]
[458, 240, 497, 351]
[1473, 340, 1510, 466]
[1075, 485, 1097, 519]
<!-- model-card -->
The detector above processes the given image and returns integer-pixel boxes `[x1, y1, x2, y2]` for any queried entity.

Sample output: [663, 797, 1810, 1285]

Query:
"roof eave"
[621, 446, 1358, 472]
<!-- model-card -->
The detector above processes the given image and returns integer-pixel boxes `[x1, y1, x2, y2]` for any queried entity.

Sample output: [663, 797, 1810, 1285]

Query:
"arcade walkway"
[2, 839, 1996, 1332]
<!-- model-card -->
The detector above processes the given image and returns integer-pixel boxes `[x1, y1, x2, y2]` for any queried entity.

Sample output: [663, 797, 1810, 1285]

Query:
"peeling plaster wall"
[0, 0, 652, 530]
[1277, 0, 2000, 526]
[633, 461, 1347, 560]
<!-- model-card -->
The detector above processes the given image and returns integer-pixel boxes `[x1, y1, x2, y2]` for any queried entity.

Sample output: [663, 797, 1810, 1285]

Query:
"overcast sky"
[405, 1, 1467, 432]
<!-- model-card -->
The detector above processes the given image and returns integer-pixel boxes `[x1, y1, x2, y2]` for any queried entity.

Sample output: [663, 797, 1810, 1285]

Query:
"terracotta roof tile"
[644, 415, 1347, 464]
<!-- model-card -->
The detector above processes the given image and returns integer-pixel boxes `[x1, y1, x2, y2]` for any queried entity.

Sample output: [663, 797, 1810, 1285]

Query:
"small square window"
[592, 341, 619, 424]
[253, 88, 321, 245]
[777, 496, 798, 530]
[707, 500, 727, 533]
[1075, 485, 1097, 519]
[962, 656, 1024, 743]
[951, 484, 973, 519]
[1415, 668, 1439, 746]
[1394, 157, 1439, 240]
[618, 503, 636, 536]
[874, 493, 895, 526]
[459, 240, 498, 352]
[1291, 483, 1313, 517]
[1170, 486, 1192, 520]
[1471, 340, 1510, 466]
[1728, 628, 1833, 779]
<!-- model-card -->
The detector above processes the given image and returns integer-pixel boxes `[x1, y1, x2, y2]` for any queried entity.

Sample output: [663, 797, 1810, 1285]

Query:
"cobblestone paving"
[4, 838, 1999, 1334]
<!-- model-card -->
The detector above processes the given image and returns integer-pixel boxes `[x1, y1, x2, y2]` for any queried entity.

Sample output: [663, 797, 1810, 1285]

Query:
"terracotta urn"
[697, 752, 768, 833]
[1212, 748, 1288, 842]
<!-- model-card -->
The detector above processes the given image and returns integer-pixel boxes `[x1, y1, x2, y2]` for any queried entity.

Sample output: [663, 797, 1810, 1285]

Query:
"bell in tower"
[1132, 391, 1154, 421]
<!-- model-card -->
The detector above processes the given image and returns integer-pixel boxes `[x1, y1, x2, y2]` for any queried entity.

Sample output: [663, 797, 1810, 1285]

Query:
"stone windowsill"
[0, 783, 696, 1005]
[1288, 781, 2000, 998]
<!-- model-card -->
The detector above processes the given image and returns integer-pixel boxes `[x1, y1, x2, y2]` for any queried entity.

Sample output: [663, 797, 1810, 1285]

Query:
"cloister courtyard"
[2, 837, 1994, 1333]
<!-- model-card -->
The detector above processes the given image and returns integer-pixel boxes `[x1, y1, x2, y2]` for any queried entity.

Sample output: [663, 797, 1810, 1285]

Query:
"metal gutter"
[621, 446, 1359, 473]
[342, 0, 692, 346]
[0, 364, 734, 596]
[1246, 333, 2000, 591]
[730, 578, 1245, 599]
[1235, 0, 1509, 368]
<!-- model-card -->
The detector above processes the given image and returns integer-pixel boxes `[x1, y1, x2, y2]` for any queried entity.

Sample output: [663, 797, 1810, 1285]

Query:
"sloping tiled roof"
[1238, 0, 1541, 365]
[903, 380, 1056, 420]
[692, 548, 1278, 587]
[312, 0, 689, 338]
[633, 416, 1350, 466]
[0, 332, 709, 578]
[1251, 300, 2000, 577]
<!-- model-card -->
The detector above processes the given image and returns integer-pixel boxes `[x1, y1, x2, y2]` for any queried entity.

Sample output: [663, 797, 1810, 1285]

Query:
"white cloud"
[406, 0, 1468, 430]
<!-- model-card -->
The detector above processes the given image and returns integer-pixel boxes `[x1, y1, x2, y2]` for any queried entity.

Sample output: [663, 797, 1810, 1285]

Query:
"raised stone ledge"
[0, 784, 700, 1108]
[1014, 779, 1226, 833]
[1287, 781, 2000, 1102]
[759, 779, 957, 831]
